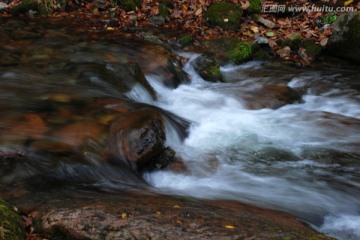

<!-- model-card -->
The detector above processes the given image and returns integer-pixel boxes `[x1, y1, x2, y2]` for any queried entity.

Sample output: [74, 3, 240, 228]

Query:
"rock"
[192, 54, 223, 82]
[246, 0, 263, 14]
[327, 12, 360, 63]
[109, 109, 167, 171]
[205, 2, 242, 31]
[255, 35, 269, 45]
[51, 122, 104, 149]
[1, 113, 49, 142]
[242, 84, 303, 109]
[304, 40, 322, 60]
[0, 198, 26, 240]
[29, 194, 333, 240]
[204, 38, 252, 65]
[276, 46, 291, 59]
[253, 50, 272, 61]
[65, 61, 158, 100]
[147, 15, 166, 26]
[117, 0, 140, 11]
[0, 2, 8, 10]
[138, 44, 190, 88]
[256, 16, 276, 28]
[284, 32, 302, 50]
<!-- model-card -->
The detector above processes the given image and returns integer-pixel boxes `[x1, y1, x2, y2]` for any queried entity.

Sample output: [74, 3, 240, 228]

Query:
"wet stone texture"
[30, 193, 333, 240]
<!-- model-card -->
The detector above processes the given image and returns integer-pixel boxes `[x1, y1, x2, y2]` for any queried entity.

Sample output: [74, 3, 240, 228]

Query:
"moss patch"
[284, 32, 302, 50]
[118, 0, 140, 11]
[304, 40, 322, 60]
[205, 2, 242, 31]
[0, 199, 25, 240]
[246, 0, 263, 14]
[192, 54, 223, 82]
[178, 34, 193, 46]
[228, 41, 252, 64]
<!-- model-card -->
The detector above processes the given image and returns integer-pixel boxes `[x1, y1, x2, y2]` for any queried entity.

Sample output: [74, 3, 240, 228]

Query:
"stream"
[1, 17, 360, 240]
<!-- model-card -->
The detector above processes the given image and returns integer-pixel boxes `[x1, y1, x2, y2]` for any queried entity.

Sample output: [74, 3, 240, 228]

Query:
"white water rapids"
[131, 54, 360, 240]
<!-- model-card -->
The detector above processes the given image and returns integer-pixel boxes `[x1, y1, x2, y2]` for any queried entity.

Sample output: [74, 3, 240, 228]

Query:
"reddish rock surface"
[29, 192, 333, 240]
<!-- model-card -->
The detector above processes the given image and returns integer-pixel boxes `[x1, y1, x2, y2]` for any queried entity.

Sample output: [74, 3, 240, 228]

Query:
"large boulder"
[109, 108, 174, 171]
[0, 198, 25, 240]
[327, 12, 360, 63]
[203, 38, 252, 65]
[205, 2, 242, 31]
[29, 193, 333, 240]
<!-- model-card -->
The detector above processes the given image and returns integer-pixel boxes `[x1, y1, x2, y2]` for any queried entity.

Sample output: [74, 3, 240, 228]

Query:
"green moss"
[192, 55, 223, 82]
[9, 0, 39, 15]
[253, 50, 271, 61]
[159, 5, 169, 17]
[228, 41, 252, 64]
[179, 34, 193, 46]
[0, 199, 25, 240]
[118, 0, 140, 11]
[205, 2, 242, 31]
[284, 32, 302, 50]
[304, 40, 322, 60]
[246, 0, 263, 14]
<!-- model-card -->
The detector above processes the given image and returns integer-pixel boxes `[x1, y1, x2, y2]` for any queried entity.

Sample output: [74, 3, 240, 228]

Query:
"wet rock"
[205, 2, 242, 31]
[192, 55, 223, 82]
[29, 193, 333, 240]
[65, 62, 157, 100]
[276, 46, 291, 59]
[327, 12, 360, 63]
[51, 122, 104, 149]
[0, 198, 26, 240]
[138, 44, 190, 88]
[0, 113, 49, 142]
[284, 32, 302, 51]
[242, 84, 303, 109]
[110, 109, 168, 171]
[147, 16, 166, 26]
[203, 38, 252, 65]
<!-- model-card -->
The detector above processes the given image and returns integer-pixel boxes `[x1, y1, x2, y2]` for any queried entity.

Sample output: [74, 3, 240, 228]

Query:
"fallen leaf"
[320, 37, 328, 47]
[250, 25, 259, 33]
[225, 225, 235, 229]
[121, 213, 127, 219]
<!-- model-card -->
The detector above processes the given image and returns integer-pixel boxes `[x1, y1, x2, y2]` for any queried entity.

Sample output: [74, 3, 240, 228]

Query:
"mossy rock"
[178, 34, 193, 46]
[0, 198, 25, 240]
[118, 0, 140, 11]
[228, 41, 252, 64]
[304, 40, 322, 60]
[159, 5, 169, 17]
[284, 32, 302, 50]
[246, 0, 263, 14]
[204, 38, 253, 64]
[205, 2, 242, 31]
[9, 0, 42, 15]
[327, 12, 360, 63]
[253, 50, 272, 61]
[192, 54, 223, 82]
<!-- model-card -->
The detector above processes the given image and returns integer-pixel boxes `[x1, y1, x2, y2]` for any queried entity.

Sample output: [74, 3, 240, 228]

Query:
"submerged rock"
[242, 84, 303, 109]
[327, 12, 360, 63]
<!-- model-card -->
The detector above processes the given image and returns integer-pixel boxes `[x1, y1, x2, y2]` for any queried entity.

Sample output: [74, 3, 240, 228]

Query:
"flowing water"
[1, 18, 360, 240]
